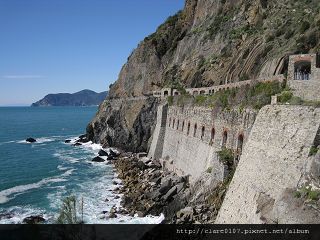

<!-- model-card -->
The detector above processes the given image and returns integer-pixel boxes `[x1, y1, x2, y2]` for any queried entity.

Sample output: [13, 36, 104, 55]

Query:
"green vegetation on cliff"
[171, 81, 286, 110]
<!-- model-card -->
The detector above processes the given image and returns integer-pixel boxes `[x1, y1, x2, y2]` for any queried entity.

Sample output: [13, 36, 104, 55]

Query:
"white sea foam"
[17, 137, 55, 144]
[53, 152, 80, 163]
[0, 206, 51, 224]
[0, 176, 68, 204]
[0, 140, 15, 146]
[81, 141, 102, 151]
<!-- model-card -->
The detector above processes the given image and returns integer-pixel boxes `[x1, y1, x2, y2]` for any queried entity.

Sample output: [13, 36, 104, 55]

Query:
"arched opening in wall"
[294, 61, 311, 80]
[201, 126, 205, 140]
[237, 134, 244, 154]
[222, 131, 228, 147]
[182, 121, 185, 132]
[169, 118, 171, 127]
[200, 90, 205, 95]
[193, 91, 199, 95]
[164, 90, 169, 96]
[187, 122, 190, 135]
[173, 119, 175, 129]
[177, 120, 180, 130]
[194, 124, 197, 137]
[210, 128, 215, 144]
[174, 92, 179, 96]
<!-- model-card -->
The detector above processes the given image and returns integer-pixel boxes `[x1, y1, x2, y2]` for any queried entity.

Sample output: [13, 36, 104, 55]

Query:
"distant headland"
[31, 89, 108, 107]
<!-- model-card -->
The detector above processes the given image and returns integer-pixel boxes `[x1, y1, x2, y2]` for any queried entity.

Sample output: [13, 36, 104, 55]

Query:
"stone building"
[287, 54, 320, 101]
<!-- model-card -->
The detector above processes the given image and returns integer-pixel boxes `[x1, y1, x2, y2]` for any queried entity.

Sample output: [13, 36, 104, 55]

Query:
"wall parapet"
[153, 74, 285, 98]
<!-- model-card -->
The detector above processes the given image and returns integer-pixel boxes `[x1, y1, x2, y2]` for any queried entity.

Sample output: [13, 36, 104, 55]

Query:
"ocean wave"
[17, 137, 56, 144]
[0, 206, 51, 224]
[0, 140, 15, 146]
[53, 152, 80, 163]
[0, 176, 68, 204]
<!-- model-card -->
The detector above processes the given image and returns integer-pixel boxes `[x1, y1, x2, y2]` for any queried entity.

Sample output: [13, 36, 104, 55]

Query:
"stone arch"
[182, 121, 185, 132]
[174, 92, 179, 96]
[200, 90, 206, 95]
[169, 117, 171, 127]
[201, 126, 205, 140]
[294, 60, 311, 80]
[194, 123, 197, 137]
[177, 120, 180, 130]
[222, 130, 228, 147]
[187, 122, 191, 135]
[164, 90, 169, 96]
[237, 134, 244, 153]
[173, 119, 175, 129]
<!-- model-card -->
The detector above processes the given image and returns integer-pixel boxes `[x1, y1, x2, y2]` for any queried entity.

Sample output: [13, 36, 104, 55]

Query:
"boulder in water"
[73, 142, 82, 146]
[109, 149, 120, 157]
[26, 138, 36, 143]
[22, 215, 45, 224]
[65, 139, 71, 143]
[98, 149, 108, 156]
[92, 156, 105, 162]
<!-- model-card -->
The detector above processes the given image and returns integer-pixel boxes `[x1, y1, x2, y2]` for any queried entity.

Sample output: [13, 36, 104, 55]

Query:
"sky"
[0, 0, 184, 106]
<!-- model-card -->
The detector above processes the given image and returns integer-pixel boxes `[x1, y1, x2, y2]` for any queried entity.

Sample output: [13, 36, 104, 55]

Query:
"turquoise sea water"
[0, 107, 163, 224]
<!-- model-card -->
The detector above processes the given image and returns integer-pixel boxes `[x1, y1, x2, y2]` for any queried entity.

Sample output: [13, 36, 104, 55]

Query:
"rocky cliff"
[109, 0, 320, 98]
[87, 0, 320, 151]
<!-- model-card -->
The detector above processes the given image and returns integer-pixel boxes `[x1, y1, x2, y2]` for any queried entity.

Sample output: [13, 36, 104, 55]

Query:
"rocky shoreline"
[108, 152, 230, 224]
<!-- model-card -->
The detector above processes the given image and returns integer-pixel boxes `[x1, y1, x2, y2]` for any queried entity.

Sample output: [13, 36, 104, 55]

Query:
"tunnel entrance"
[294, 61, 311, 80]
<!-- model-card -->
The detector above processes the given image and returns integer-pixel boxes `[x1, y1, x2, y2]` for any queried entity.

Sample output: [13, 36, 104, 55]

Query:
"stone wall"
[216, 105, 320, 224]
[153, 74, 285, 98]
[288, 54, 320, 101]
[148, 103, 168, 160]
[149, 105, 257, 182]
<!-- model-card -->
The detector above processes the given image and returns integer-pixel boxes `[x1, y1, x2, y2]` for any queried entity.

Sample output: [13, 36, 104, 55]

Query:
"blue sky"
[0, 0, 184, 106]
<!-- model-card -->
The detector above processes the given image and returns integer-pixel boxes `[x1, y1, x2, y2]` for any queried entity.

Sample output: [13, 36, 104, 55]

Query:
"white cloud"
[2, 75, 45, 79]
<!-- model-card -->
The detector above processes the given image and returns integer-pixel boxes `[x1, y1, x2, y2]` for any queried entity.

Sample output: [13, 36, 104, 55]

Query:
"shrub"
[284, 29, 294, 39]
[218, 148, 234, 166]
[56, 195, 82, 224]
[308, 190, 320, 201]
[278, 91, 293, 103]
[300, 21, 310, 33]
[206, 167, 213, 173]
[309, 145, 318, 156]
[289, 96, 303, 105]
[265, 33, 275, 42]
[167, 96, 174, 106]
[294, 191, 301, 198]
[195, 95, 207, 105]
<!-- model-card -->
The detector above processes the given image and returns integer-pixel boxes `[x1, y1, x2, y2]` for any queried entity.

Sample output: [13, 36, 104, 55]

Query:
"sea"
[0, 106, 163, 224]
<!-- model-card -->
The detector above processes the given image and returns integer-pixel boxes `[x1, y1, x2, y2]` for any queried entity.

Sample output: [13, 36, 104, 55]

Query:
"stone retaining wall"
[216, 105, 320, 223]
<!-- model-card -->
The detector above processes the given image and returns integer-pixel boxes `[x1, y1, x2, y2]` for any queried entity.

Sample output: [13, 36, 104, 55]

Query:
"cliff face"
[86, 97, 159, 152]
[88, 0, 320, 151]
[109, 0, 320, 98]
